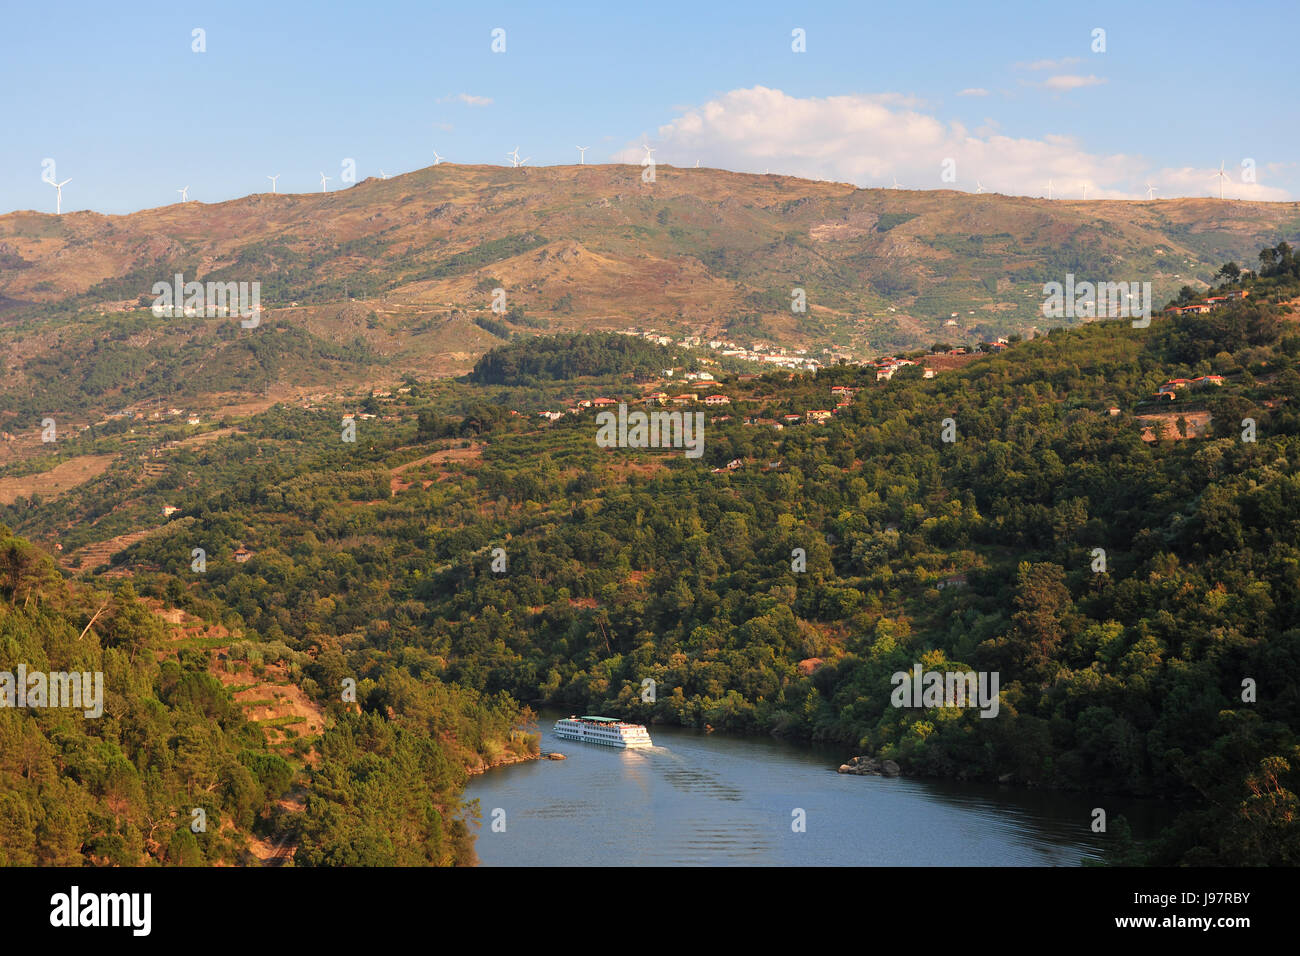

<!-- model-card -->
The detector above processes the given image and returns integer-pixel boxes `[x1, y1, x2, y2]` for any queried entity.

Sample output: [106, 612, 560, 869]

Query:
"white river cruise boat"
[553, 715, 653, 749]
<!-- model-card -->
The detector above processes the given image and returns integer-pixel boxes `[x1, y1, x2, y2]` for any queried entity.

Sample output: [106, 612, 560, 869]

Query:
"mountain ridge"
[3, 164, 1299, 360]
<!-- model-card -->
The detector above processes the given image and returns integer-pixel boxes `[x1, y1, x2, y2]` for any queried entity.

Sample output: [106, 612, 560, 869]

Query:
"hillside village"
[6, 238, 1297, 574]
[1164, 288, 1251, 316]
[531, 332, 995, 427]
[614, 326, 1010, 373]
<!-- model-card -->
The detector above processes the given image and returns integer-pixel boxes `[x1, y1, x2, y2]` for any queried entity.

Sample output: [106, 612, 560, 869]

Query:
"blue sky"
[3, 0, 1296, 214]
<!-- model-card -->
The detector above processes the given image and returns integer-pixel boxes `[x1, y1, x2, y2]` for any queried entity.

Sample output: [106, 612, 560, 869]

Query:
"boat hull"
[553, 717, 653, 748]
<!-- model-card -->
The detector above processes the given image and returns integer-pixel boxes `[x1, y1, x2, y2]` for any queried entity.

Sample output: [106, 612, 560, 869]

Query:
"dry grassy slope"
[2, 163, 1298, 351]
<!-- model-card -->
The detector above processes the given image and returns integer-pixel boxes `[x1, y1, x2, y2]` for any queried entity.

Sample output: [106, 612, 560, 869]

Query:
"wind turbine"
[642, 144, 656, 164]
[432, 150, 444, 165]
[1214, 160, 1230, 200]
[694, 159, 700, 168]
[975, 180, 986, 194]
[378, 170, 388, 180]
[1145, 182, 1158, 201]
[267, 175, 280, 193]
[508, 147, 522, 167]
[576, 146, 589, 164]
[177, 186, 190, 202]
[1046, 179, 1054, 200]
[319, 172, 331, 193]
[45, 176, 70, 214]
[891, 175, 903, 190]
[1081, 183, 1089, 200]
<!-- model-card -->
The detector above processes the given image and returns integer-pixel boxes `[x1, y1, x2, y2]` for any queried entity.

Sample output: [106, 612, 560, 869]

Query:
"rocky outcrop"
[466, 751, 539, 775]
[837, 755, 902, 777]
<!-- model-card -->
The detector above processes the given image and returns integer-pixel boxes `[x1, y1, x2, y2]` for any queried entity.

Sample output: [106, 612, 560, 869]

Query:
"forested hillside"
[469, 332, 674, 384]
[0, 525, 536, 865]
[5, 246, 1299, 866]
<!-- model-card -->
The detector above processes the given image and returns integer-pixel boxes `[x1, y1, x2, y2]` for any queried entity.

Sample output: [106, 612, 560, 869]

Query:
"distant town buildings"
[874, 358, 918, 381]
[1158, 375, 1224, 394]
[1165, 289, 1249, 316]
[1154, 374, 1224, 399]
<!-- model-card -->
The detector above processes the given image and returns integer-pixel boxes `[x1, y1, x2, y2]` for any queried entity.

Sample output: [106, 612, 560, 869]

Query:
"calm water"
[467, 715, 1170, 866]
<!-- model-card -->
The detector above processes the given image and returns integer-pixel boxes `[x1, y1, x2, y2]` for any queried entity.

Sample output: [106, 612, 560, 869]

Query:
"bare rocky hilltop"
[3, 164, 1298, 363]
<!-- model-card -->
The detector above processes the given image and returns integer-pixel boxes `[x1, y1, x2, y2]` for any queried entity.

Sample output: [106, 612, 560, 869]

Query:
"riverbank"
[465, 748, 540, 775]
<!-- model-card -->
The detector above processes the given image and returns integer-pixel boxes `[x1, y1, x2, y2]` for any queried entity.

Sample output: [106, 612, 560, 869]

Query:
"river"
[466, 714, 1170, 866]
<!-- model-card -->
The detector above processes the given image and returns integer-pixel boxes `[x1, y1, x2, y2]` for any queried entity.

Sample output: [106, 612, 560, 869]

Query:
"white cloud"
[613, 85, 1293, 200]
[1041, 74, 1106, 90]
[437, 93, 494, 106]
[1016, 57, 1082, 71]
[957, 88, 989, 97]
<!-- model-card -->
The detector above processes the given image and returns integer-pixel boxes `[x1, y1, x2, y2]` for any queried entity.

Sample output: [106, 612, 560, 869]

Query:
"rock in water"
[839, 755, 893, 775]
